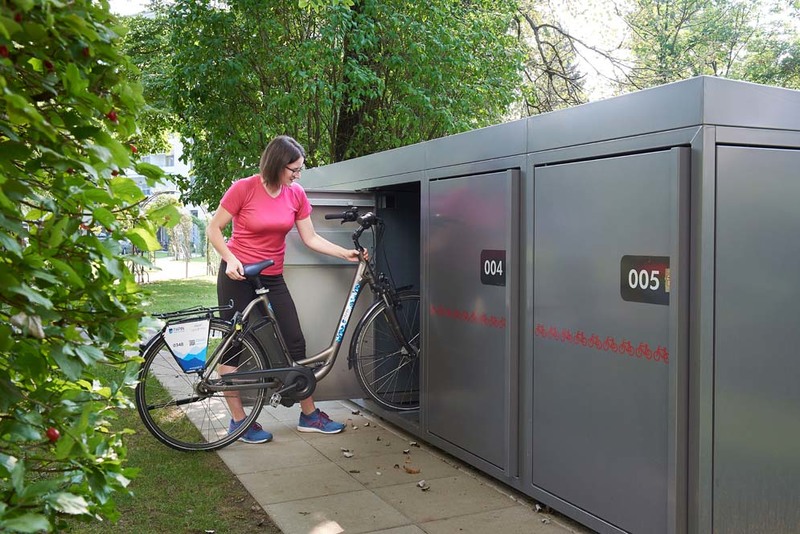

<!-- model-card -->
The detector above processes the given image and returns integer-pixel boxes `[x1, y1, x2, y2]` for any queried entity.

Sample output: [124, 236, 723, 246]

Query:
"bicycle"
[135, 208, 421, 451]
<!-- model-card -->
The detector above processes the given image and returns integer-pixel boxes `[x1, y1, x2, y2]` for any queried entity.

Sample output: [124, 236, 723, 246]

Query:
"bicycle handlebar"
[324, 208, 382, 251]
[324, 208, 381, 228]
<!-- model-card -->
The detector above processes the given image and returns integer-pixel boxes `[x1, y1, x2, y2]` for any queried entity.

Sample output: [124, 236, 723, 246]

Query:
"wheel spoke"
[353, 294, 421, 411]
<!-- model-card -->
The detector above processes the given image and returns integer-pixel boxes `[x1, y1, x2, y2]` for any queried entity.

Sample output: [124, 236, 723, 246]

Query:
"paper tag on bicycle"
[164, 318, 211, 372]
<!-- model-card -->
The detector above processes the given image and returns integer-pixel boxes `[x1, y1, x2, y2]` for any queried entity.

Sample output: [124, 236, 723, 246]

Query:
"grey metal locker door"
[532, 149, 688, 534]
[715, 146, 800, 534]
[427, 170, 519, 471]
[284, 191, 374, 401]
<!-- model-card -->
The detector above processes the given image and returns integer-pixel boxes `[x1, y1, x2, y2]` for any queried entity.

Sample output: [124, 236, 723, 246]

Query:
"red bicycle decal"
[535, 323, 669, 365]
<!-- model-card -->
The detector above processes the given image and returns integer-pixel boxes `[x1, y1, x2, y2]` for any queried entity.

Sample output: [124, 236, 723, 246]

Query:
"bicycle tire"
[135, 319, 268, 451]
[350, 293, 421, 411]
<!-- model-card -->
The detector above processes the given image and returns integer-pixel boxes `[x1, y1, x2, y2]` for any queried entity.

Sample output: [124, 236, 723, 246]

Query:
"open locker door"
[283, 189, 375, 401]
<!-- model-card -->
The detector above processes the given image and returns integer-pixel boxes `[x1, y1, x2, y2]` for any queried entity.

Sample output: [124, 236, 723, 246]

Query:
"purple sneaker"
[297, 409, 345, 434]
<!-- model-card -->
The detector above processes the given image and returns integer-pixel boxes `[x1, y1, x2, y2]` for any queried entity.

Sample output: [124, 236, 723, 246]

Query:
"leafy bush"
[0, 1, 179, 531]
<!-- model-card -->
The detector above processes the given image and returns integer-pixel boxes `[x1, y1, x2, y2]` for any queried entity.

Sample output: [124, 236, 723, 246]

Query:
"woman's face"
[281, 157, 305, 186]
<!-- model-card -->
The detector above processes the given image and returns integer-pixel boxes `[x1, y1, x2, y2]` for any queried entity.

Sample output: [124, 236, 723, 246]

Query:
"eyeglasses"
[285, 164, 305, 175]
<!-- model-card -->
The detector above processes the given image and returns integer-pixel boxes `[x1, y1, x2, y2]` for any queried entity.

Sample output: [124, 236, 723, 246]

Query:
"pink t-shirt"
[220, 175, 312, 275]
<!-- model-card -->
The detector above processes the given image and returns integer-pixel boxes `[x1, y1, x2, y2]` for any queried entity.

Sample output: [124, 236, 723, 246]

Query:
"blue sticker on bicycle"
[336, 283, 361, 343]
[164, 318, 211, 372]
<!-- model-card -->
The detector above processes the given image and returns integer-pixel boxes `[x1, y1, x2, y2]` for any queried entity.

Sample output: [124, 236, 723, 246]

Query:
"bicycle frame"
[198, 250, 414, 392]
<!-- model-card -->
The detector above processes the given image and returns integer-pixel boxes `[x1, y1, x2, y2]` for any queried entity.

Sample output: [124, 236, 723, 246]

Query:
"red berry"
[0, 45, 8, 58]
[111, 169, 119, 176]
[107, 109, 118, 123]
[14, 13, 22, 23]
[129, 144, 138, 154]
[46, 427, 60, 443]
[44, 60, 54, 72]
[82, 46, 90, 58]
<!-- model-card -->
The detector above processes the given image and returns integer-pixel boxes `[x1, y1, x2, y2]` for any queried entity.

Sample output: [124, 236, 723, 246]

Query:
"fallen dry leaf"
[403, 465, 421, 474]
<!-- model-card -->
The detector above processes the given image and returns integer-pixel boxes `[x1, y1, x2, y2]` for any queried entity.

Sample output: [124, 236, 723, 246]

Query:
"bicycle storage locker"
[299, 77, 800, 534]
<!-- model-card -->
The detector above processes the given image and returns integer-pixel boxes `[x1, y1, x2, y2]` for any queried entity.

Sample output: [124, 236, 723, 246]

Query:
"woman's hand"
[225, 257, 245, 280]
[342, 248, 363, 262]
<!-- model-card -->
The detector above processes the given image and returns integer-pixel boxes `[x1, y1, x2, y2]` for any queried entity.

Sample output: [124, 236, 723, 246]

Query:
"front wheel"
[350, 293, 421, 411]
[135, 319, 268, 451]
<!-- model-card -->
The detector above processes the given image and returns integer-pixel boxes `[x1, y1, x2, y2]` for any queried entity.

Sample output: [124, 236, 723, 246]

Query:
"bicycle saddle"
[242, 259, 275, 277]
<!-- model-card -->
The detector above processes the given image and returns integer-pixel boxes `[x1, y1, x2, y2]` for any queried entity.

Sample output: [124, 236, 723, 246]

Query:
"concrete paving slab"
[331, 450, 459, 489]
[265, 489, 410, 534]
[419, 504, 583, 534]
[239, 463, 364, 505]
[372, 474, 518, 523]
[218, 438, 330, 475]
[307, 426, 415, 461]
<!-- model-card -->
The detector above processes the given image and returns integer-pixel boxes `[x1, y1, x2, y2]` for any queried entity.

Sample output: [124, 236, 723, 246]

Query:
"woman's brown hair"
[259, 135, 305, 188]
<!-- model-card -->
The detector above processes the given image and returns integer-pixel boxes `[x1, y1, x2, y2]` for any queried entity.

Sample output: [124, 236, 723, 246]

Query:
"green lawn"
[65, 279, 281, 533]
[139, 277, 218, 313]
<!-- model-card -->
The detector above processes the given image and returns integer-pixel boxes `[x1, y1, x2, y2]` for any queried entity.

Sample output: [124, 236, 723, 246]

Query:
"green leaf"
[0, 141, 33, 161]
[116, 318, 140, 341]
[91, 206, 116, 228]
[63, 63, 89, 96]
[147, 203, 182, 228]
[0, 231, 23, 258]
[45, 492, 90, 515]
[109, 176, 145, 203]
[48, 258, 86, 288]
[20, 479, 60, 500]
[47, 217, 70, 249]
[125, 227, 161, 251]
[0, 453, 18, 476]
[10, 455, 25, 493]
[50, 344, 84, 381]
[5, 420, 41, 441]
[0, 17, 23, 39]
[0, 514, 51, 533]
[74, 345, 105, 366]
[9, 283, 53, 308]
[134, 162, 165, 181]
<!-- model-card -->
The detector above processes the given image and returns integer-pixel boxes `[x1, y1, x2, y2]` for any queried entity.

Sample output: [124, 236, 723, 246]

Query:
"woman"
[207, 135, 359, 443]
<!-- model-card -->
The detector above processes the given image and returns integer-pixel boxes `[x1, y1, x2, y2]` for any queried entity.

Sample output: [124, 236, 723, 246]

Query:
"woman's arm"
[207, 206, 246, 280]
[295, 217, 360, 262]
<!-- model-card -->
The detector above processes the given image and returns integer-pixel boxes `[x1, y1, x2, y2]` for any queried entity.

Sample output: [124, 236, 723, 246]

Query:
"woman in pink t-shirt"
[207, 135, 360, 442]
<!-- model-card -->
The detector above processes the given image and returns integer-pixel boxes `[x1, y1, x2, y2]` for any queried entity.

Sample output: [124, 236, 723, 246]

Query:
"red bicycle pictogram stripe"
[535, 323, 669, 364]
[430, 304, 506, 329]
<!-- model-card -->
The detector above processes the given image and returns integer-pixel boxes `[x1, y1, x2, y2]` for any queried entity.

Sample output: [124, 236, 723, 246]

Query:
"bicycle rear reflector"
[163, 317, 211, 372]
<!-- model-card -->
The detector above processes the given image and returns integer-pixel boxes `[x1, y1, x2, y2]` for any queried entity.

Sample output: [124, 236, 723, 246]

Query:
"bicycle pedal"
[269, 393, 282, 408]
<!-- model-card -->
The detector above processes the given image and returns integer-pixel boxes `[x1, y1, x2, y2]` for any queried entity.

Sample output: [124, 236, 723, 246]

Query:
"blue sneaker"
[228, 418, 272, 444]
[297, 409, 345, 434]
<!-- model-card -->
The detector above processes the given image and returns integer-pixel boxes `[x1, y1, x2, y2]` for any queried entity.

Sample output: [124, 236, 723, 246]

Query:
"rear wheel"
[350, 293, 421, 411]
[135, 319, 268, 451]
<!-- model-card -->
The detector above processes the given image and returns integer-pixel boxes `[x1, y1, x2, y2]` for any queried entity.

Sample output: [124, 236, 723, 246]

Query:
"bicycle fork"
[381, 294, 419, 359]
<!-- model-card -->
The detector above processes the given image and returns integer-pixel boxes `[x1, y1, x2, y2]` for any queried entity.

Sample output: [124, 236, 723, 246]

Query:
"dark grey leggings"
[217, 261, 306, 363]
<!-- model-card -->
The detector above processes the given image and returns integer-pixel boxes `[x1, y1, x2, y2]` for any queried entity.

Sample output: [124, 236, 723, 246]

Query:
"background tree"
[619, 0, 766, 89]
[131, 0, 525, 207]
[513, 1, 589, 114]
[0, 1, 177, 531]
[118, 0, 174, 155]
[732, 2, 800, 88]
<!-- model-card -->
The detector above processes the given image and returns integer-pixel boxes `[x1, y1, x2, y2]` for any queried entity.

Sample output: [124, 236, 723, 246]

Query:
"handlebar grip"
[324, 213, 342, 220]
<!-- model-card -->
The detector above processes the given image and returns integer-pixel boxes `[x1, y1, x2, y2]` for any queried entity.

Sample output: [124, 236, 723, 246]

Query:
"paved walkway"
[222, 400, 592, 534]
